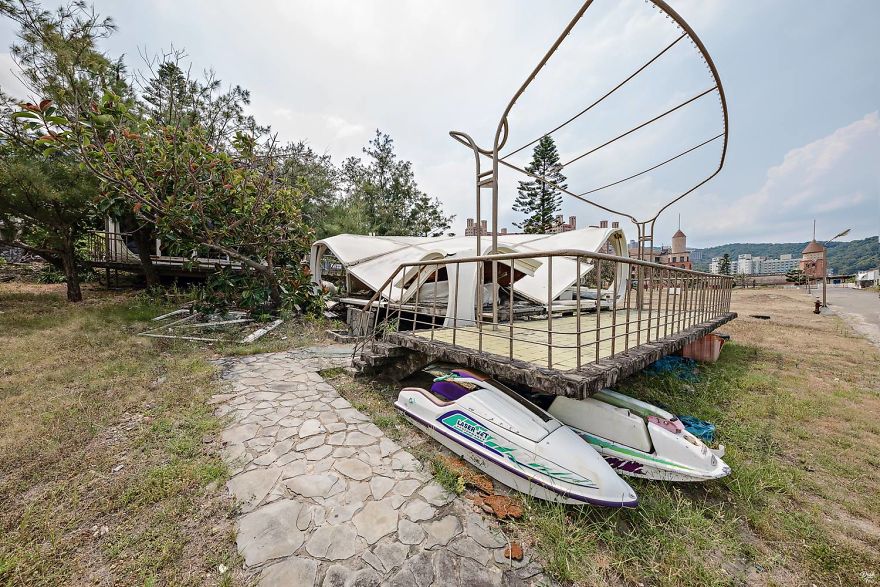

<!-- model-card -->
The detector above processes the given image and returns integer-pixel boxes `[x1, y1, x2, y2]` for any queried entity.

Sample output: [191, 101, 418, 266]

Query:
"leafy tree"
[0, 0, 169, 285]
[138, 56, 260, 147]
[719, 253, 731, 275]
[0, 0, 127, 120]
[15, 85, 319, 313]
[0, 135, 97, 301]
[513, 135, 566, 233]
[279, 141, 339, 235]
[342, 130, 452, 237]
[785, 268, 806, 285]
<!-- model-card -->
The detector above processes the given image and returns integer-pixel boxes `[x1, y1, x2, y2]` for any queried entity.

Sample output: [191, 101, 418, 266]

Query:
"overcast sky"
[1, 0, 878, 248]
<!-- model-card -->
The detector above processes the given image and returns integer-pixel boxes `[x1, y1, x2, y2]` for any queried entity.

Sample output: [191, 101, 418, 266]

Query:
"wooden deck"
[384, 310, 737, 397]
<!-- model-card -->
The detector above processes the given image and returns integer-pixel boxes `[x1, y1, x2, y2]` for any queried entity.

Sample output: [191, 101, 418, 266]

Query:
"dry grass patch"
[340, 287, 880, 586]
[0, 285, 243, 586]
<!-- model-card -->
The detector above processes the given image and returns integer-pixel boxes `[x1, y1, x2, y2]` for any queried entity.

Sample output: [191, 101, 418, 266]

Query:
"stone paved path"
[213, 346, 549, 586]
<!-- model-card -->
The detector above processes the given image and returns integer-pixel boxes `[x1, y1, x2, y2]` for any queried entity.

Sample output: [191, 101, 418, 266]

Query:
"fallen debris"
[240, 318, 283, 343]
[471, 494, 523, 519]
[439, 456, 495, 494]
[504, 542, 524, 561]
[138, 307, 285, 344]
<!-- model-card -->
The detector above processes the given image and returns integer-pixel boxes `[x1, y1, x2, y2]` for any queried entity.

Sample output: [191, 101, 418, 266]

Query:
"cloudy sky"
[1, 0, 878, 247]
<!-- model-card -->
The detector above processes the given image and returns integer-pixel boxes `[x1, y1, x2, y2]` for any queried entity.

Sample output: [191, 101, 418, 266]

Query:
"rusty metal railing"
[85, 230, 242, 270]
[86, 230, 140, 263]
[355, 249, 733, 371]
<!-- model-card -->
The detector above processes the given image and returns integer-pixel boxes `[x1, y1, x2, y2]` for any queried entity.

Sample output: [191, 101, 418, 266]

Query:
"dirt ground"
[725, 288, 880, 579]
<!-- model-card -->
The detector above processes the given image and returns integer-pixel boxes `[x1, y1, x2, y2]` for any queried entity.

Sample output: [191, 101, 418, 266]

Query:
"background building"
[548, 215, 577, 233]
[800, 239, 826, 278]
[464, 218, 509, 236]
[626, 226, 691, 269]
[709, 252, 804, 275]
[464, 214, 579, 236]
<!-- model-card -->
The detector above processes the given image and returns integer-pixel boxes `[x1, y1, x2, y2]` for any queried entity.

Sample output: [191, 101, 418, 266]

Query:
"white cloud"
[695, 112, 880, 242]
[0, 52, 29, 98]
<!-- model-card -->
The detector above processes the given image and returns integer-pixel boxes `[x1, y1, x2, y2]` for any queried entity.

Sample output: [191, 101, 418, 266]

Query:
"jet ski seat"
[403, 386, 454, 406]
[452, 368, 489, 381]
[430, 380, 474, 401]
[549, 396, 653, 453]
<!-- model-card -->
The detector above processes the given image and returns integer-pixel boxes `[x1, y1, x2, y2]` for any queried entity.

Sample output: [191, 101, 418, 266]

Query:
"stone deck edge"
[382, 312, 737, 398]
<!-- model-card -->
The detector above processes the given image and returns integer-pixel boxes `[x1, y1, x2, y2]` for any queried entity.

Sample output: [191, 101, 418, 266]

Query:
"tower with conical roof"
[663, 215, 691, 269]
[671, 214, 687, 254]
[800, 220, 826, 278]
[671, 230, 687, 254]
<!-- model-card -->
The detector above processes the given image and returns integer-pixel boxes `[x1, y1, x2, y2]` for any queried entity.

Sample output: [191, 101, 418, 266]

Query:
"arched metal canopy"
[450, 0, 729, 264]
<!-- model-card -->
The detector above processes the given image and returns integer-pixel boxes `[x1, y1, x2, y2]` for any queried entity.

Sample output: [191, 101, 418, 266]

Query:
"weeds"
[512, 289, 880, 586]
[0, 286, 241, 586]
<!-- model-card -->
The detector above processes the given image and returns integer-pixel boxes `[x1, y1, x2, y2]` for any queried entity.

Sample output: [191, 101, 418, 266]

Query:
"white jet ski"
[395, 368, 638, 507]
[408, 364, 729, 483]
[547, 389, 731, 482]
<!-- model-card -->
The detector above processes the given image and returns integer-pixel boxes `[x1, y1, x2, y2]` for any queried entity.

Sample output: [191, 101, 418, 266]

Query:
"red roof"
[672, 229, 686, 238]
[802, 240, 825, 254]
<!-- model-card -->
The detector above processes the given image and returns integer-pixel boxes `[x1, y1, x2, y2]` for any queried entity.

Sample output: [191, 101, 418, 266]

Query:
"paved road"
[825, 287, 880, 348]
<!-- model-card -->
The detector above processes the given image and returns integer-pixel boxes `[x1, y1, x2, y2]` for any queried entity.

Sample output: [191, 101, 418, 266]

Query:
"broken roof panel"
[310, 226, 628, 304]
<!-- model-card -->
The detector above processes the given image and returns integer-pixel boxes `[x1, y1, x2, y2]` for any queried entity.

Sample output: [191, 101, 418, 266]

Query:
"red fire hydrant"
[813, 299, 821, 314]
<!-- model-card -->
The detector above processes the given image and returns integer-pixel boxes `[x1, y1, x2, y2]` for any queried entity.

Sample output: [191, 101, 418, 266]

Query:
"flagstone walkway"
[213, 345, 550, 587]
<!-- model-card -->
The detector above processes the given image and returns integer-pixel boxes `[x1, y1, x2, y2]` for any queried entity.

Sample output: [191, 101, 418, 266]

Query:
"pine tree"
[513, 135, 567, 233]
[719, 253, 731, 275]
[342, 130, 452, 237]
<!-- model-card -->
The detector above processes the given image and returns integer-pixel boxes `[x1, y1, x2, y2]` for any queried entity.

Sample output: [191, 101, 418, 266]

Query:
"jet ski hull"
[548, 394, 731, 482]
[395, 389, 638, 507]
[571, 428, 731, 482]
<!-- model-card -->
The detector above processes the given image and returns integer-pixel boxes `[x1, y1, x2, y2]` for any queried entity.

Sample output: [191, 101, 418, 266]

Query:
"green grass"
[0, 286, 242, 586]
[509, 341, 880, 586]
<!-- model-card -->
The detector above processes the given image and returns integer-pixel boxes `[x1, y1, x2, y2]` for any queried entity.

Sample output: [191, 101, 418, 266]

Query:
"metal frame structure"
[352, 0, 734, 393]
[449, 0, 729, 324]
[357, 247, 734, 379]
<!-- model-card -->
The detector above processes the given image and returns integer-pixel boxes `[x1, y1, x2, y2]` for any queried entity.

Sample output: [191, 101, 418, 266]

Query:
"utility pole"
[822, 228, 851, 307]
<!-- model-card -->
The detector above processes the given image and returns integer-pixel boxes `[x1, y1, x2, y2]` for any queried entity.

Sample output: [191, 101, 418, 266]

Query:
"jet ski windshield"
[435, 373, 554, 424]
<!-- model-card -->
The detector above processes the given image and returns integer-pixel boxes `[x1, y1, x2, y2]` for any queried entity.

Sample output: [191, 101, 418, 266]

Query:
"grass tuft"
[0, 286, 242, 586]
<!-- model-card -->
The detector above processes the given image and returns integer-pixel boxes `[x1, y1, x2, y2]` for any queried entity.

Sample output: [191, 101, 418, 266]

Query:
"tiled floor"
[412, 308, 705, 370]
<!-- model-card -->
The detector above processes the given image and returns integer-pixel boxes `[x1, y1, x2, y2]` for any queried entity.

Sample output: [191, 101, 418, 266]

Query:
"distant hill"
[692, 236, 879, 275]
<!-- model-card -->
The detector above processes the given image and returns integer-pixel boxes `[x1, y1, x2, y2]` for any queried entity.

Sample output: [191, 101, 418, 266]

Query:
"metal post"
[452, 263, 460, 346]
[576, 256, 582, 368]
[610, 260, 618, 357]
[509, 259, 515, 360]
[595, 257, 601, 362]
[431, 264, 439, 340]
[547, 256, 553, 368]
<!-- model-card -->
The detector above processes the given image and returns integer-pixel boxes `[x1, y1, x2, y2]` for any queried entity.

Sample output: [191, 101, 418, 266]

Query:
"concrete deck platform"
[385, 310, 737, 398]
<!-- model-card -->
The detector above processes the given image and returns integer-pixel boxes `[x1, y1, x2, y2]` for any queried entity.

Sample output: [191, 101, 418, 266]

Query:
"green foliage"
[0, 138, 98, 300]
[785, 268, 806, 284]
[719, 253, 731, 275]
[430, 458, 466, 495]
[17, 88, 321, 313]
[0, 0, 127, 121]
[194, 268, 323, 317]
[280, 141, 340, 234]
[340, 130, 453, 237]
[513, 135, 567, 233]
